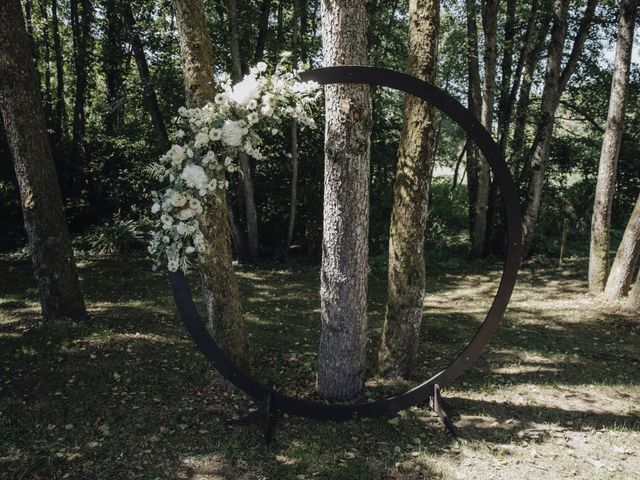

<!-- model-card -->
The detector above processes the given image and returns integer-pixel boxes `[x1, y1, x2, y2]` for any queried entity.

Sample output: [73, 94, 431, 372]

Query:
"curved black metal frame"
[168, 66, 522, 423]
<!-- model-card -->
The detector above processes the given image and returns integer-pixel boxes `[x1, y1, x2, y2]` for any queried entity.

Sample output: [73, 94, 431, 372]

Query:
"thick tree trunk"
[316, 0, 371, 401]
[39, 0, 53, 127]
[173, 0, 250, 369]
[604, 193, 640, 300]
[51, 0, 65, 145]
[377, 0, 439, 378]
[589, 0, 637, 294]
[122, 6, 170, 152]
[227, 0, 259, 261]
[0, 0, 86, 321]
[465, 0, 487, 258]
[521, 0, 597, 256]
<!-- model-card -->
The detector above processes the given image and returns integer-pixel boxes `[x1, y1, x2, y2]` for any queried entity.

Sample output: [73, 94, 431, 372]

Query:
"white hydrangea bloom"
[231, 74, 260, 106]
[180, 164, 209, 191]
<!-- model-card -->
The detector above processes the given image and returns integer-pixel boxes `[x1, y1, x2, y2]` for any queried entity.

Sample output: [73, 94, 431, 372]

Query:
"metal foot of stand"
[429, 384, 460, 438]
[235, 392, 274, 443]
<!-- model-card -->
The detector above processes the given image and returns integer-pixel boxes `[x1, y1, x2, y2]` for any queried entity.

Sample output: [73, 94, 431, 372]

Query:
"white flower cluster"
[147, 57, 322, 272]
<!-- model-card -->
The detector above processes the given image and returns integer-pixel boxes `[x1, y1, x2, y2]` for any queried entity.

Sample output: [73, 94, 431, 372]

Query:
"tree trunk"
[70, 0, 92, 191]
[465, 0, 487, 258]
[0, 0, 86, 321]
[254, 0, 271, 63]
[316, 0, 371, 401]
[520, 0, 597, 256]
[173, 0, 250, 369]
[604, 193, 640, 300]
[51, 0, 65, 145]
[103, 0, 126, 135]
[122, 5, 170, 152]
[627, 272, 640, 311]
[227, 0, 259, 261]
[377, 0, 439, 377]
[39, 0, 53, 128]
[589, 0, 637, 294]
[284, 0, 305, 258]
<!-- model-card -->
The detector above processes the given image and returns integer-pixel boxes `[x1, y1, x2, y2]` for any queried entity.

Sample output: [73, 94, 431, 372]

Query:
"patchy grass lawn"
[0, 254, 638, 479]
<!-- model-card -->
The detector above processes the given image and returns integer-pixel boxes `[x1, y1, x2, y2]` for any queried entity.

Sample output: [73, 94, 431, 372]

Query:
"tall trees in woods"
[69, 0, 92, 183]
[465, 0, 490, 258]
[0, 0, 86, 321]
[520, 0, 597, 255]
[173, 0, 250, 368]
[378, 0, 439, 377]
[316, 0, 372, 400]
[227, 0, 260, 260]
[589, 0, 638, 294]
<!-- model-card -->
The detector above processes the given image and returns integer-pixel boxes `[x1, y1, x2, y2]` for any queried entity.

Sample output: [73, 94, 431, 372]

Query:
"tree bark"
[51, 0, 65, 145]
[0, 0, 86, 321]
[227, 0, 260, 261]
[604, 193, 640, 300]
[122, 5, 170, 152]
[316, 0, 371, 400]
[284, 0, 305, 258]
[173, 0, 250, 369]
[589, 0, 637, 294]
[520, 0, 597, 256]
[254, 0, 271, 63]
[377, 0, 439, 377]
[465, 0, 487, 258]
[103, 0, 126, 135]
[627, 271, 640, 311]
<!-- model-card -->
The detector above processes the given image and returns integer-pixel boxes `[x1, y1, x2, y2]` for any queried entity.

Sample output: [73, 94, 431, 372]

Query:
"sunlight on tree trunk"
[589, 0, 637, 294]
[173, 0, 250, 369]
[316, 0, 371, 401]
[378, 0, 439, 378]
[604, 193, 640, 300]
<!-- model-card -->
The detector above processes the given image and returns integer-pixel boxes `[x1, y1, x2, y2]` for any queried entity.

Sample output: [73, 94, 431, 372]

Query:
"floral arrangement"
[147, 56, 322, 272]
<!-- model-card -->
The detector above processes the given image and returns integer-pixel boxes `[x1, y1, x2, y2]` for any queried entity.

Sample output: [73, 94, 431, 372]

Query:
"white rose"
[261, 105, 274, 117]
[170, 145, 185, 166]
[256, 61, 267, 72]
[151, 203, 160, 214]
[194, 132, 210, 148]
[176, 222, 188, 235]
[178, 208, 196, 220]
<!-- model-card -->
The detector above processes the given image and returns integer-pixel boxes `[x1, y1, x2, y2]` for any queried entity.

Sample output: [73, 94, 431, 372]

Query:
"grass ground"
[0, 254, 638, 479]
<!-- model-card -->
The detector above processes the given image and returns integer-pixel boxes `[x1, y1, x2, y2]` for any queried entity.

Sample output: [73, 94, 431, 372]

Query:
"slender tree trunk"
[103, 0, 126, 135]
[51, 0, 65, 145]
[627, 271, 640, 310]
[378, 0, 439, 377]
[123, 6, 170, 152]
[40, 0, 53, 127]
[316, 0, 371, 400]
[521, 0, 597, 256]
[284, 0, 305, 257]
[70, 0, 92, 191]
[254, 0, 271, 63]
[173, 0, 250, 369]
[604, 193, 640, 299]
[465, 0, 486, 258]
[589, 0, 637, 294]
[0, 0, 86, 321]
[227, 0, 260, 261]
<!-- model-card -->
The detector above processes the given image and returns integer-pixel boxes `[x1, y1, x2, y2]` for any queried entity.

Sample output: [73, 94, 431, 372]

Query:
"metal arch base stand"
[167, 66, 523, 442]
[429, 385, 460, 438]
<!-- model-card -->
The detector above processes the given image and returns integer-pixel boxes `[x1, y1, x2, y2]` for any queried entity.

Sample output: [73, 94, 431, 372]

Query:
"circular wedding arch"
[168, 66, 522, 422]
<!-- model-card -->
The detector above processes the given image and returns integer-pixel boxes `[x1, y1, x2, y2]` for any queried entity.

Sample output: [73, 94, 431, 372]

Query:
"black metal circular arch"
[168, 66, 522, 421]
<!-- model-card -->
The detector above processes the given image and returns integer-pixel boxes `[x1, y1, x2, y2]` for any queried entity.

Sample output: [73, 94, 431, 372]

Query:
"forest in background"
[1, 0, 638, 263]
